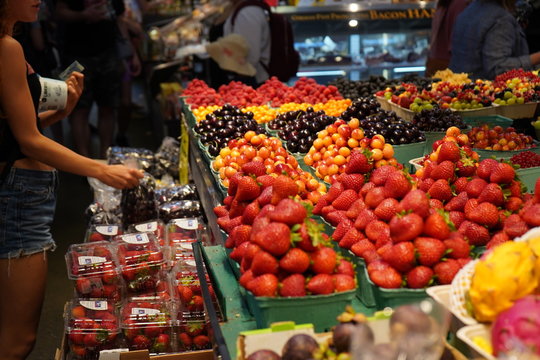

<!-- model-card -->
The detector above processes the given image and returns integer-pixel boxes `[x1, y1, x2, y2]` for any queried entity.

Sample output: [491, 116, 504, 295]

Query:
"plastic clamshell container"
[516, 166, 540, 193]
[496, 102, 537, 119]
[128, 270, 172, 302]
[85, 224, 122, 242]
[392, 141, 427, 167]
[120, 299, 174, 354]
[127, 220, 166, 247]
[456, 324, 494, 360]
[65, 242, 123, 302]
[65, 299, 120, 359]
[166, 217, 204, 246]
[176, 313, 212, 351]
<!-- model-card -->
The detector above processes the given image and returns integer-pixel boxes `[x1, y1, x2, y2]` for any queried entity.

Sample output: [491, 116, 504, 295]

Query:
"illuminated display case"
[275, 2, 435, 83]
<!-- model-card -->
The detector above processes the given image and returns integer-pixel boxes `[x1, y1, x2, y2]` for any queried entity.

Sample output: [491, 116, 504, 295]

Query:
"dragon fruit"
[492, 295, 540, 357]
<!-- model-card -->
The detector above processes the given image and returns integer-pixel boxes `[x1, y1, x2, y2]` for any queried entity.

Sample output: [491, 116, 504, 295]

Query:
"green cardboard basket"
[463, 115, 513, 128]
[516, 166, 540, 193]
[392, 141, 426, 168]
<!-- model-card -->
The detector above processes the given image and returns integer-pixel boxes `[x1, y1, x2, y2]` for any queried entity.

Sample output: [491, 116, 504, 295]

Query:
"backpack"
[231, 0, 300, 82]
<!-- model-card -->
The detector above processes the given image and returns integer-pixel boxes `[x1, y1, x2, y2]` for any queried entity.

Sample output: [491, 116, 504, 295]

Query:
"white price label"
[122, 233, 150, 244]
[185, 260, 197, 267]
[174, 218, 198, 230]
[131, 307, 161, 316]
[135, 222, 158, 232]
[80, 300, 108, 311]
[179, 243, 193, 251]
[78, 256, 107, 266]
[96, 225, 119, 236]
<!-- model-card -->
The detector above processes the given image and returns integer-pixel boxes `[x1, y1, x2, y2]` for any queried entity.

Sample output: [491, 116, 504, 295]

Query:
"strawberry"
[354, 209, 377, 231]
[333, 274, 356, 292]
[397, 189, 430, 218]
[443, 236, 471, 259]
[193, 335, 210, 349]
[345, 150, 371, 174]
[364, 187, 386, 209]
[268, 198, 307, 225]
[242, 161, 266, 177]
[307, 274, 335, 295]
[350, 239, 377, 257]
[478, 183, 504, 206]
[509, 179, 524, 198]
[437, 141, 460, 163]
[326, 182, 345, 202]
[465, 178, 488, 198]
[385, 242, 416, 273]
[456, 158, 476, 177]
[365, 220, 391, 245]
[503, 214, 529, 238]
[256, 174, 275, 189]
[235, 176, 261, 202]
[359, 182, 375, 197]
[456, 258, 472, 267]
[132, 335, 152, 350]
[271, 175, 298, 205]
[464, 198, 479, 219]
[239, 270, 255, 288]
[229, 199, 248, 218]
[247, 274, 279, 297]
[325, 211, 348, 227]
[428, 179, 453, 202]
[312, 196, 328, 215]
[487, 232, 510, 249]
[223, 195, 234, 206]
[257, 186, 273, 206]
[241, 202, 260, 225]
[433, 259, 461, 285]
[536, 177, 540, 202]
[279, 248, 310, 274]
[252, 215, 271, 233]
[370, 165, 398, 186]
[423, 210, 453, 240]
[252, 222, 291, 256]
[335, 259, 355, 277]
[243, 243, 261, 269]
[228, 172, 244, 196]
[467, 202, 499, 228]
[444, 192, 468, 212]
[339, 173, 365, 192]
[217, 215, 243, 234]
[213, 206, 228, 218]
[374, 198, 399, 221]
[279, 274, 306, 297]
[321, 205, 336, 219]
[521, 203, 540, 227]
[339, 227, 363, 249]
[490, 162, 515, 184]
[332, 218, 353, 242]
[453, 177, 469, 194]
[406, 266, 434, 289]
[345, 198, 366, 219]
[310, 247, 337, 274]
[414, 237, 446, 267]
[460, 221, 490, 246]
[505, 196, 523, 212]
[230, 224, 252, 247]
[251, 251, 279, 275]
[476, 159, 498, 180]
[362, 249, 381, 264]
[332, 189, 358, 211]
[449, 211, 465, 228]
[422, 161, 436, 180]
[369, 266, 402, 289]
[430, 161, 455, 181]
[389, 213, 424, 243]
[384, 171, 412, 199]
[418, 178, 435, 192]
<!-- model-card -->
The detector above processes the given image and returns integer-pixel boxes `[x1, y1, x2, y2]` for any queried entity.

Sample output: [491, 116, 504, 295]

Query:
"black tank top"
[0, 63, 42, 162]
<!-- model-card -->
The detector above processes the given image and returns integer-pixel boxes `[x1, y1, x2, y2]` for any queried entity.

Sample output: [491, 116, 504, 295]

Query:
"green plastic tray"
[463, 115, 513, 128]
[516, 166, 540, 193]
[392, 141, 426, 168]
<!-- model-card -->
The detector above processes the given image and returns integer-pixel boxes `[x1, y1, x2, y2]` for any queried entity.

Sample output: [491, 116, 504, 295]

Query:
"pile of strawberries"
[214, 161, 357, 297]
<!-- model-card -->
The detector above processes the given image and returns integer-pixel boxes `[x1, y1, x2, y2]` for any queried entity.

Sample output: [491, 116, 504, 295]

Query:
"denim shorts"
[0, 167, 59, 259]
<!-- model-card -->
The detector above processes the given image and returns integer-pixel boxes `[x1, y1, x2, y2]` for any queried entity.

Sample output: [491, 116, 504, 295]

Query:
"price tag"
[174, 218, 198, 230]
[78, 256, 107, 266]
[185, 260, 197, 267]
[96, 225, 119, 236]
[80, 300, 108, 311]
[131, 307, 161, 316]
[135, 222, 158, 232]
[122, 233, 150, 244]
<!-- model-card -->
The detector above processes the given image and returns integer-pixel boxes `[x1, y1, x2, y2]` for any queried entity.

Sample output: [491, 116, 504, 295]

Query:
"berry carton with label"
[120, 299, 174, 354]
[85, 224, 123, 242]
[128, 269, 172, 302]
[65, 299, 120, 359]
[127, 219, 166, 246]
[166, 217, 205, 246]
[177, 313, 212, 351]
[65, 241, 123, 303]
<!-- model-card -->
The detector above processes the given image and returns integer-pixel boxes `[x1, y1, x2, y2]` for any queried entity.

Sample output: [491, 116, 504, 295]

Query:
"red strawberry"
[505, 196, 523, 212]
[229, 199, 248, 218]
[247, 274, 278, 297]
[242, 161, 266, 177]
[456, 258, 472, 267]
[132, 335, 152, 350]
[406, 266, 434, 289]
[422, 160, 436, 179]
[332, 189, 358, 211]
[460, 221, 490, 246]
[345, 150, 371, 174]
[428, 179, 453, 202]
[213, 206, 228, 218]
[279, 248, 310, 274]
[345, 198, 366, 219]
[365, 220, 391, 244]
[335, 259, 355, 277]
[433, 259, 461, 284]
[252, 215, 271, 233]
[487, 232, 510, 249]
[418, 178, 435, 192]
[478, 183, 504, 206]
[339, 173, 365, 192]
[193, 335, 210, 349]
[362, 249, 381, 264]
[536, 177, 540, 202]
[509, 179, 524, 198]
[257, 186, 273, 206]
[332, 218, 353, 242]
[354, 209, 377, 231]
[279, 274, 306, 297]
[467, 202, 499, 228]
[217, 215, 243, 234]
[339, 227, 363, 249]
[242, 202, 260, 225]
[477, 159, 498, 180]
[414, 237, 446, 267]
[503, 214, 529, 238]
[369, 266, 402, 289]
[326, 182, 345, 202]
[444, 192, 469, 212]
[251, 251, 279, 275]
[312, 196, 328, 215]
[374, 198, 399, 221]
[424, 210, 454, 240]
[385, 242, 416, 273]
[521, 203, 540, 227]
[223, 195, 234, 206]
[443, 236, 471, 259]
[456, 158, 476, 177]
[430, 161, 455, 181]
[449, 211, 466, 228]
[350, 239, 377, 257]
[325, 211, 348, 227]
[310, 247, 337, 274]
[271, 175, 298, 205]
[296, 220, 318, 252]
[464, 198, 479, 219]
[384, 171, 412, 199]
[333, 274, 356, 292]
[252, 222, 290, 256]
[437, 141, 460, 163]
[228, 172, 244, 197]
[307, 274, 335, 295]
[268, 198, 307, 225]
[364, 187, 386, 209]
[389, 213, 424, 243]
[397, 189, 430, 218]
[359, 182, 375, 197]
[235, 176, 261, 201]
[453, 177, 469, 194]
[370, 165, 398, 186]
[239, 270, 255, 288]
[256, 174, 275, 189]
[490, 162, 515, 184]
[321, 205, 336, 219]
[231, 224, 252, 247]
[465, 178, 488, 198]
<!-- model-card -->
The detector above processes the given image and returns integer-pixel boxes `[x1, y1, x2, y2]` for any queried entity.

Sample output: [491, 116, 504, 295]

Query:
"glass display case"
[275, 2, 435, 83]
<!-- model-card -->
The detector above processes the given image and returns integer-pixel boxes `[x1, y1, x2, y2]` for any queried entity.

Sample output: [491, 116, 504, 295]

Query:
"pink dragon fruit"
[492, 295, 540, 357]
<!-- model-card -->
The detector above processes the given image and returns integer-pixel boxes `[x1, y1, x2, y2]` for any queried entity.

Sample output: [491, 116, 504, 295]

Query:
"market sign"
[290, 8, 434, 21]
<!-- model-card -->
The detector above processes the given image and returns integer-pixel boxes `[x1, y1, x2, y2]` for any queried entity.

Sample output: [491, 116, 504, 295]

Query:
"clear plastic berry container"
[113, 232, 166, 295]
[166, 217, 204, 246]
[176, 313, 212, 351]
[128, 269, 172, 302]
[120, 299, 174, 354]
[85, 224, 123, 242]
[127, 220, 166, 246]
[169, 242, 196, 267]
[65, 299, 120, 359]
[65, 242, 123, 302]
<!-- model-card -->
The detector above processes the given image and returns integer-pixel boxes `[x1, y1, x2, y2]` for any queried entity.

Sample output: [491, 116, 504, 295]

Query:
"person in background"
[449, 0, 540, 79]
[425, 0, 469, 77]
[0, 1, 143, 359]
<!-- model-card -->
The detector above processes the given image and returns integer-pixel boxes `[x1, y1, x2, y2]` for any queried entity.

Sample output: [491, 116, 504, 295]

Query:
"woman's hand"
[98, 164, 144, 189]
[59, 71, 84, 117]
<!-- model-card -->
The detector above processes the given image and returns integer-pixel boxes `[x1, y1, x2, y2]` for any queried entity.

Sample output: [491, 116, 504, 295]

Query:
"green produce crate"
[350, 256, 377, 308]
[463, 115, 513, 128]
[196, 139, 215, 165]
[516, 166, 540, 193]
[224, 246, 242, 280]
[392, 141, 426, 168]
[473, 144, 540, 160]
[423, 131, 446, 155]
[243, 288, 356, 332]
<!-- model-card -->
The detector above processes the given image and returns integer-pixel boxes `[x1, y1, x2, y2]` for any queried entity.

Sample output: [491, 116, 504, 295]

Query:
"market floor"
[27, 81, 162, 360]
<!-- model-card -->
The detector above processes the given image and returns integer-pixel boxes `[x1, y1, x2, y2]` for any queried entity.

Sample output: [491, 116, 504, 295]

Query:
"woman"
[0, 1, 143, 359]
[449, 0, 540, 79]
